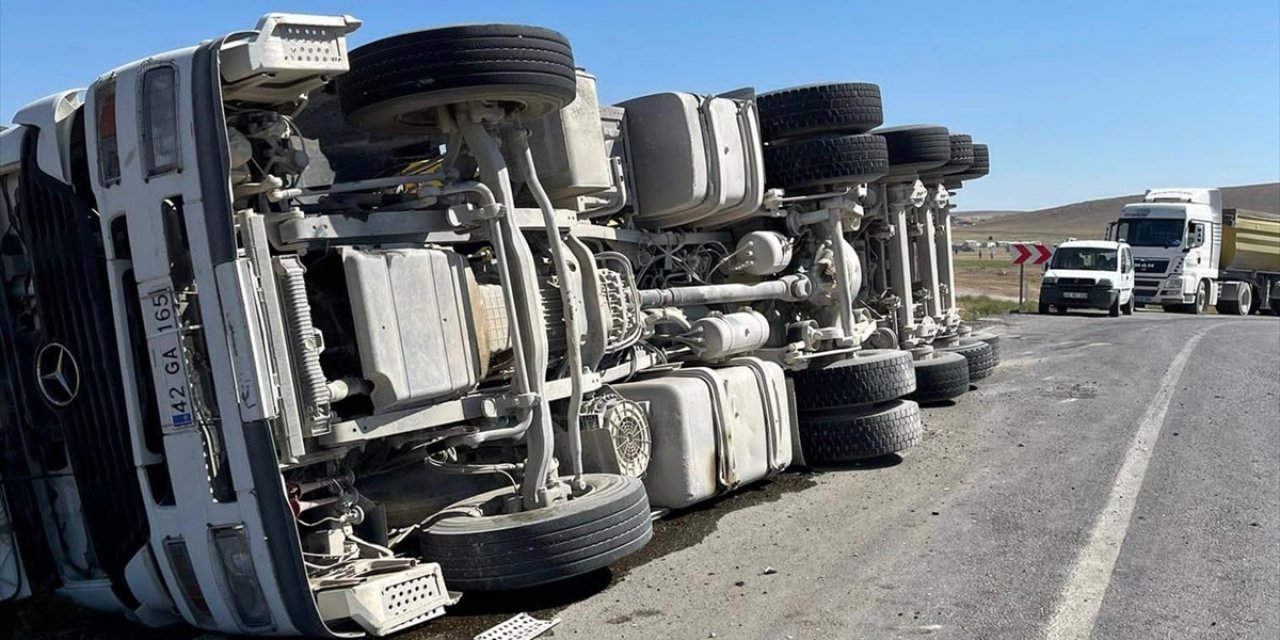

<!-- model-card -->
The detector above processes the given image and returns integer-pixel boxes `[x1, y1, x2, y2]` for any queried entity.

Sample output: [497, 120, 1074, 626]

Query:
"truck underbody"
[0, 13, 996, 636]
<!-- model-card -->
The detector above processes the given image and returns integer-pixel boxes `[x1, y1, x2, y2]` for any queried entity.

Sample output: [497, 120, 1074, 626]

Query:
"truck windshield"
[1051, 247, 1118, 271]
[1116, 219, 1185, 248]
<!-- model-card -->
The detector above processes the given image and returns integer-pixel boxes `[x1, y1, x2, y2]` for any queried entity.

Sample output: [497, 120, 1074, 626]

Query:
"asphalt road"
[487, 310, 1278, 640]
[4, 311, 1277, 640]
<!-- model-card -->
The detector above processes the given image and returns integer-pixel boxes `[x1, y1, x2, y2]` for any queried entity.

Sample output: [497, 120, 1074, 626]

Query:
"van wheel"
[338, 24, 579, 133]
[797, 400, 923, 465]
[908, 351, 970, 403]
[1121, 296, 1135, 315]
[1109, 298, 1121, 317]
[791, 349, 915, 410]
[420, 474, 652, 592]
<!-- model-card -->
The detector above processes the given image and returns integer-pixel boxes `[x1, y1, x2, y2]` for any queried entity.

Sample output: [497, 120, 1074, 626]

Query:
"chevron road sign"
[1013, 243, 1052, 266]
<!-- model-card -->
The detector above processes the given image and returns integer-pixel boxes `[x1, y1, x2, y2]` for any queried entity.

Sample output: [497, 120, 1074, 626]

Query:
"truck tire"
[420, 474, 652, 591]
[876, 124, 951, 177]
[791, 349, 916, 411]
[1217, 285, 1250, 315]
[338, 24, 578, 133]
[764, 134, 890, 190]
[756, 82, 883, 142]
[1191, 280, 1208, 315]
[962, 331, 1000, 366]
[908, 351, 970, 403]
[937, 133, 975, 176]
[940, 340, 997, 381]
[947, 143, 990, 185]
[1038, 302, 1050, 314]
[797, 400, 924, 464]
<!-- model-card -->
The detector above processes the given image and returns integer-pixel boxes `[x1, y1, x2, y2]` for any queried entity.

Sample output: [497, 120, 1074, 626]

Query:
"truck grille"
[1133, 259, 1168, 274]
[1134, 277, 1163, 300]
[15, 128, 147, 607]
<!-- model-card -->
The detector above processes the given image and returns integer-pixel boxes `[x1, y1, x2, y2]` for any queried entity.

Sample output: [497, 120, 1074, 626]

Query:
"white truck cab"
[1110, 188, 1221, 312]
[1038, 239, 1135, 316]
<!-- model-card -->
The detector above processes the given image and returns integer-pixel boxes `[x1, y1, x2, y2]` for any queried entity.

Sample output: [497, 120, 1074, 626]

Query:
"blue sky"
[1, 0, 1277, 211]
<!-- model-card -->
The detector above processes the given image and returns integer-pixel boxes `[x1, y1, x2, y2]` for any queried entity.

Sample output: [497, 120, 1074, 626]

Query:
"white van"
[1038, 240, 1136, 317]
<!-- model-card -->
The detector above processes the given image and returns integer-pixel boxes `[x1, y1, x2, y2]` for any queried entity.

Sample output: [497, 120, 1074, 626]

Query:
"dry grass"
[956, 294, 1033, 320]
[952, 252, 1043, 301]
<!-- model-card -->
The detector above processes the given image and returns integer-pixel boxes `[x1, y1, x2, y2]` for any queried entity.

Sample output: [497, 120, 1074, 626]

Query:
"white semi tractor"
[0, 13, 996, 637]
[1108, 188, 1280, 315]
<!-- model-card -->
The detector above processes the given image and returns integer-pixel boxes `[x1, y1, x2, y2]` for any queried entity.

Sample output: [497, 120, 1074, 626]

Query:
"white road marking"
[1044, 324, 1219, 640]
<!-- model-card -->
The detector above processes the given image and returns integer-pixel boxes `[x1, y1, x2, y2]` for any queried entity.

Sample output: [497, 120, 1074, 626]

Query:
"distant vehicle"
[1038, 240, 1135, 316]
[1108, 188, 1280, 315]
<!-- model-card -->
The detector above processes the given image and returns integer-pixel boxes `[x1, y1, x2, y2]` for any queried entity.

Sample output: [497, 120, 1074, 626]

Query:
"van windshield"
[1051, 247, 1118, 271]
[1116, 219, 1185, 247]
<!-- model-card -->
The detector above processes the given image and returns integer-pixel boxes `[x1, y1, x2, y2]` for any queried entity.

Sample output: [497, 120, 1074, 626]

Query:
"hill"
[954, 182, 1280, 242]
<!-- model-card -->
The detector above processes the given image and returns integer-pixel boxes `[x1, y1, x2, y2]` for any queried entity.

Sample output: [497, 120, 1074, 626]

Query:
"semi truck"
[1108, 188, 1280, 315]
[0, 12, 996, 637]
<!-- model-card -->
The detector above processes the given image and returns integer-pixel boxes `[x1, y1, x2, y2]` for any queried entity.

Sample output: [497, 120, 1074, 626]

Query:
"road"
[3, 311, 1275, 640]
[436, 310, 1279, 640]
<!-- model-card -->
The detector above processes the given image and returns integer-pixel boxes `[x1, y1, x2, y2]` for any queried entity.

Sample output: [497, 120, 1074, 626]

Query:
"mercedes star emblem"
[35, 342, 80, 407]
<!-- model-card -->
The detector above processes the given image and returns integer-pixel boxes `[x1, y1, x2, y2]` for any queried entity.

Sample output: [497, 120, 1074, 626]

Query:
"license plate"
[143, 288, 195, 429]
[1063, 292, 1088, 299]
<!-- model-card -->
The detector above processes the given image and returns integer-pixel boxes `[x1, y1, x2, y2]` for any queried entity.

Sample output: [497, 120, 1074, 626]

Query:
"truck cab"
[1110, 188, 1221, 313]
[1038, 240, 1135, 316]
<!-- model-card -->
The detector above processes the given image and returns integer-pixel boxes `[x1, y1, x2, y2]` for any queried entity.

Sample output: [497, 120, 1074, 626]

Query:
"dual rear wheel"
[792, 350, 924, 465]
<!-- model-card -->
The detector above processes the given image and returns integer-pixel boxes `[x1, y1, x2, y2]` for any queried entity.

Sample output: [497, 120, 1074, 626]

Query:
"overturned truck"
[0, 13, 993, 637]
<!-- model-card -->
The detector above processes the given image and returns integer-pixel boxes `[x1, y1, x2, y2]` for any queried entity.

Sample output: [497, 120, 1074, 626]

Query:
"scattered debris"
[762, 566, 778, 575]
[475, 613, 561, 640]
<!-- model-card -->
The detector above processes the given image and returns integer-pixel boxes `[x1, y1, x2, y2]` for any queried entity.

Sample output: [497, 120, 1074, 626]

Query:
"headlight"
[1097, 279, 1114, 288]
[1042, 276, 1058, 285]
[212, 526, 273, 628]
[141, 65, 181, 175]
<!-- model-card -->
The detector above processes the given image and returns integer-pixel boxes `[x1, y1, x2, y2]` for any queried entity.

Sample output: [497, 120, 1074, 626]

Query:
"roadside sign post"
[1019, 263, 1025, 306]
[1012, 243, 1053, 308]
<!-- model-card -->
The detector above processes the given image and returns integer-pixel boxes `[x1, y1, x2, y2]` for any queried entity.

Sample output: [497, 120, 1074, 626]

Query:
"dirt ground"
[951, 250, 1042, 301]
